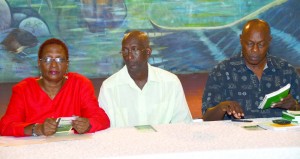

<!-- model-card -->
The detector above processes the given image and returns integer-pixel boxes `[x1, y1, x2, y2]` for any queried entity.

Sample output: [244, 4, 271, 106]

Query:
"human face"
[38, 44, 69, 83]
[121, 38, 150, 75]
[240, 26, 271, 68]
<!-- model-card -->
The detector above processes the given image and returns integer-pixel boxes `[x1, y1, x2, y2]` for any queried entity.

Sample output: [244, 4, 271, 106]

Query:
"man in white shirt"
[98, 30, 192, 127]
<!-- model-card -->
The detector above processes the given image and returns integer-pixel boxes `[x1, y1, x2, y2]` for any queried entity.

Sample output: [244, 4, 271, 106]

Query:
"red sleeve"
[77, 75, 110, 133]
[0, 83, 33, 136]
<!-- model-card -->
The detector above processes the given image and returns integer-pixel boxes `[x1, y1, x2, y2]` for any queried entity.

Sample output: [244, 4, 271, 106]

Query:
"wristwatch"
[32, 123, 38, 137]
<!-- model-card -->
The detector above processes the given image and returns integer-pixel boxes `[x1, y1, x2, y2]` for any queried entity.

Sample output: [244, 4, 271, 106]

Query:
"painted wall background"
[0, 0, 299, 83]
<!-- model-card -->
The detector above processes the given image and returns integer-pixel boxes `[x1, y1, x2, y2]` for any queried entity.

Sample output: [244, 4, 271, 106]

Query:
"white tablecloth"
[1, 118, 300, 159]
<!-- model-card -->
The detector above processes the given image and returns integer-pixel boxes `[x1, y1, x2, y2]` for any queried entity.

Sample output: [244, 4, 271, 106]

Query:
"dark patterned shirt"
[202, 54, 300, 119]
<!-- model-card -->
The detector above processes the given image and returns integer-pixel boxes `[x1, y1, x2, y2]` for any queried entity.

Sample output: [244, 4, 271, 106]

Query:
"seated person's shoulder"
[210, 55, 240, 72]
[68, 72, 93, 84]
[99, 69, 125, 89]
[268, 56, 299, 77]
[69, 72, 88, 80]
[270, 55, 296, 69]
[152, 66, 179, 81]
[13, 77, 37, 89]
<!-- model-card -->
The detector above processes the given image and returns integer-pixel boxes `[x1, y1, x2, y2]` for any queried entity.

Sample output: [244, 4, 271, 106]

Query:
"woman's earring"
[64, 75, 68, 79]
[64, 70, 68, 79]
[39, 71, 43, 79]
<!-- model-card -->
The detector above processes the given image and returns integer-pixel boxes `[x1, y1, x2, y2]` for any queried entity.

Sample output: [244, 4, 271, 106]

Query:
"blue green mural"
[0, 0, 299, 82]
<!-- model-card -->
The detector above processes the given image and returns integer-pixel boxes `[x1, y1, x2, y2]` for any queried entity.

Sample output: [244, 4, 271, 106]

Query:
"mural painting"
[0, 0, 299, 82]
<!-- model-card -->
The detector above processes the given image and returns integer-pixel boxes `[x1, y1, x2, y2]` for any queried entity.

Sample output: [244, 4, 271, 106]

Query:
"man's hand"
[72, 117, 91, 134]
[217, 101, 244, 119]
[271, 94, 298, 110]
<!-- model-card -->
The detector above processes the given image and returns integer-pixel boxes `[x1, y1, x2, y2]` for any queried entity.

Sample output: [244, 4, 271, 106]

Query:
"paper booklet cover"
[56, 116, 77, 133]
[282, 111, 300, 123]
[258, 122, 300, 131]
[258, 83, 290, 110]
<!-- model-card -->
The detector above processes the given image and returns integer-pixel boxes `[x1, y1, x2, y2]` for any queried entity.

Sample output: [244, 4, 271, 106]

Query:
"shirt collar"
[147, 63, 160, 82]
[239, 52, 276, 71]
[120, 63, 159, 86]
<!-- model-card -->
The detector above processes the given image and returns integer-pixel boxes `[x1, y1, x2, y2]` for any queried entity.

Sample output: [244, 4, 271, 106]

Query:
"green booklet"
[134, 125, 157, 132]
[258, 83, 290, 110]
[282, 110, 300, 123]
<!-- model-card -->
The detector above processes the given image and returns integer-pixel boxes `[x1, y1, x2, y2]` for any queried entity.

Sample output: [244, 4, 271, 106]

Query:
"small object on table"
[272, 119, 291, 125]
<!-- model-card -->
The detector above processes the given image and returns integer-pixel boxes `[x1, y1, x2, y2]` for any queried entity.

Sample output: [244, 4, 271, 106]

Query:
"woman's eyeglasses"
[39, 57, 68, 64]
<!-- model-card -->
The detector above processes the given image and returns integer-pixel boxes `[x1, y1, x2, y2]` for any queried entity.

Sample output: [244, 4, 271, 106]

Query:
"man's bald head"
[122, 30, 150, 48]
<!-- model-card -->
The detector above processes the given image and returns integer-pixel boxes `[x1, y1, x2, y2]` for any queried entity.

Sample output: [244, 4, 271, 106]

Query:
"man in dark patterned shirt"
[202, 19, 300, 121]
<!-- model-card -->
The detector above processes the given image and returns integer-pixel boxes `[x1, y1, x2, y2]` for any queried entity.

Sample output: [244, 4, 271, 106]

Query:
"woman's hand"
[39, 118, 58, 136]
[72, 117, 91, 134]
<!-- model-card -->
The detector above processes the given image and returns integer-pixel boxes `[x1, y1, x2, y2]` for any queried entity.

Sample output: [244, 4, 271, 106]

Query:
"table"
[1, 118, 300, 159]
